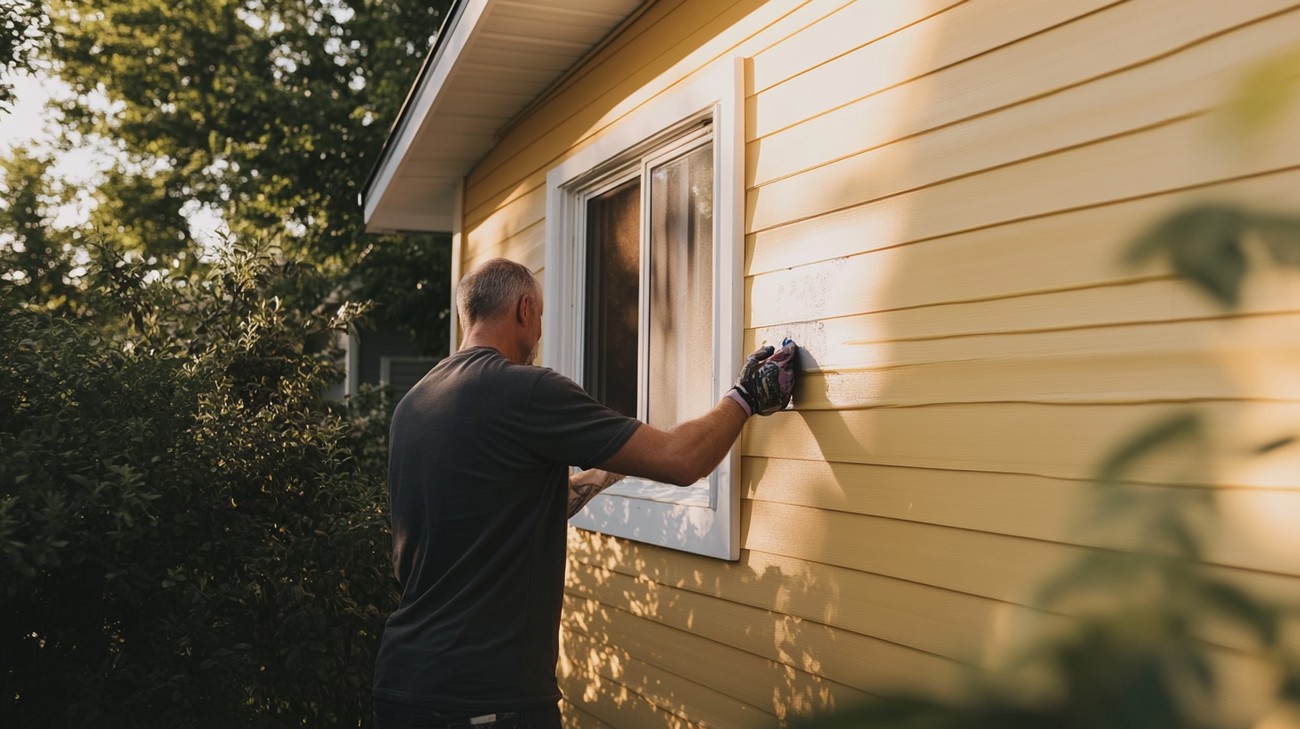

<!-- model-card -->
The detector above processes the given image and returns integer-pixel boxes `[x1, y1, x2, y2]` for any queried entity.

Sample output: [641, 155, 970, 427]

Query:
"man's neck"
[460, 324, 524, 364]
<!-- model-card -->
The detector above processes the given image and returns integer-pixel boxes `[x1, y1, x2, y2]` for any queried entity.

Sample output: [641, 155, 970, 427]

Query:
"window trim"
[543, 60, 743, 560]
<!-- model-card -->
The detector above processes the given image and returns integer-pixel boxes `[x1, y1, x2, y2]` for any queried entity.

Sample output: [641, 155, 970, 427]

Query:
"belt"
[450, 713, 515, 728]
[420, 710, 520, 729]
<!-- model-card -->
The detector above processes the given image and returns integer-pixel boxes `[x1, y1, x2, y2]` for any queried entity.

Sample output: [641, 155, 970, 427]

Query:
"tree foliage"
[30, 0, 453, 352]
[0, 148, 84, 313]
[0, 3, 457, 723]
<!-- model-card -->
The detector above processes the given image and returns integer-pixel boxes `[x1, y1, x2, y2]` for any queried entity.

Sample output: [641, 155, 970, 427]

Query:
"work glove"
[727, 338, 798, 416]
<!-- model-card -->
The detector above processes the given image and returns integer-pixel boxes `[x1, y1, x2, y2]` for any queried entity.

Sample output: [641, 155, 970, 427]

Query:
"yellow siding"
[566, 564, 969, 706]
[563, 627, 768, 727]
[454, 0, 1300, 725]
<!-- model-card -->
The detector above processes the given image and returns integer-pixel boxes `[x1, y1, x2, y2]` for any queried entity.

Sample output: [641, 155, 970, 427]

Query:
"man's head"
[457, 258, 543, 364]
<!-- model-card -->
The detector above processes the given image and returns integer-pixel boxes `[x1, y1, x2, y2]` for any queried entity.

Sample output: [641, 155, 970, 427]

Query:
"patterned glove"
[727, 338, 798, 416]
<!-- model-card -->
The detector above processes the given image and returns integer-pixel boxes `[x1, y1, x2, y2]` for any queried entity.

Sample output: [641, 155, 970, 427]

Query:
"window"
[544, 61, 742, 559]
[583, 126, 714, 433]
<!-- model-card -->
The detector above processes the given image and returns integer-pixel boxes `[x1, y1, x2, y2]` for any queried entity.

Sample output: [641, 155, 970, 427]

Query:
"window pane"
[647, 142, 713, 431]
[583, 177, 641, 418]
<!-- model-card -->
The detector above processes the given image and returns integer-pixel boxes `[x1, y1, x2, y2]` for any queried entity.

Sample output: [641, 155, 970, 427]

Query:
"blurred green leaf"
[0, 0, 41, 110]
[1256, 435, 1297, 455]
[1198, 581, 1279, 646]
[1128, 206, 1247, 306]
[1095, 411, 1203, 486]
[1128, 204, 1300, 309]
[1155, 511, 1202, 562]
[1250, 211, 1300, 267]
[1037, 550, 1158, 609]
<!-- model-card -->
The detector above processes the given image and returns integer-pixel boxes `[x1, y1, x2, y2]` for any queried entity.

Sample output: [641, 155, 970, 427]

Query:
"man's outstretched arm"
[598, 397, 749, 487]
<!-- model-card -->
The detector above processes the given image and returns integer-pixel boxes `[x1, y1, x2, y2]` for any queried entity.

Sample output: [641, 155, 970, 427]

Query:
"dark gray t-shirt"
[373, 347, 640, 711]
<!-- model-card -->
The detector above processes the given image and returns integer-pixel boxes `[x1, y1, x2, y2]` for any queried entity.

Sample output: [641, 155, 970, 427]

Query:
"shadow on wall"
[561, 529, 856, 725]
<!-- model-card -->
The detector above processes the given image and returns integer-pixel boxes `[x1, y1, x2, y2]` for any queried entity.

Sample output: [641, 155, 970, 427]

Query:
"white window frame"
[544, 60, 743, 560]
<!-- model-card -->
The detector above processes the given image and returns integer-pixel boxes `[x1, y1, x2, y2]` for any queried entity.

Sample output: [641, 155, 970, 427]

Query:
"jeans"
[372, 698, 563, 729]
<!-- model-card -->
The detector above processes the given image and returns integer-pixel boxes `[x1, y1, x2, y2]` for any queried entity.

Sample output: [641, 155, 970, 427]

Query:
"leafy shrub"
[0, 245, 398, 727]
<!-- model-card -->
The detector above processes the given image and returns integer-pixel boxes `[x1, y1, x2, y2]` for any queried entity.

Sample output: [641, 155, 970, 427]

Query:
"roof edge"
[358, 0, 469, 223]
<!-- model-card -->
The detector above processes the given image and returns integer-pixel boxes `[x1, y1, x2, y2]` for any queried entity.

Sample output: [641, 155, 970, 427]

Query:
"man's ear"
[516, 294, 531, 324]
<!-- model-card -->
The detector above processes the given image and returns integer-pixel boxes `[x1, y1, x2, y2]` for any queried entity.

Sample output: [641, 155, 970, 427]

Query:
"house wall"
[458, 1, 1300, 726]
[354, 326, 436, 400]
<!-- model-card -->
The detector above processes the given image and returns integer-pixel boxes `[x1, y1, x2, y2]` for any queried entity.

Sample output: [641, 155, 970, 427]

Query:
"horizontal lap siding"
[566, 564, 968, 705]
[453, 0, 1300, 725]
[738, 0, 1300, 724]
[744, 458, 1300, 579]
[747, 0, 1299, 187]
[563, 628, 767, 728]
[560, 701, 614, 729]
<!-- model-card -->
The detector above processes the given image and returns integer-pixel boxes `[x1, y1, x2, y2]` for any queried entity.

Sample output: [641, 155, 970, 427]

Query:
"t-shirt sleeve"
[523, 368, 641, 470]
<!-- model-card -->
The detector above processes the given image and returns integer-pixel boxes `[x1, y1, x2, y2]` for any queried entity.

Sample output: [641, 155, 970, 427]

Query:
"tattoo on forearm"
[567, 481, 603, 518]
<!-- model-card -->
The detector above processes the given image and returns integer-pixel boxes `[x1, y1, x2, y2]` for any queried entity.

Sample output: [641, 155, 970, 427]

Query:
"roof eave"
[360, 0, 649, 236]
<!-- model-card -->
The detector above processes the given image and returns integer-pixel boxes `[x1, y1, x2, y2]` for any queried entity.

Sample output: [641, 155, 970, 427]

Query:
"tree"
[34, 0, 453, 352]
[0, 4, 458, 723]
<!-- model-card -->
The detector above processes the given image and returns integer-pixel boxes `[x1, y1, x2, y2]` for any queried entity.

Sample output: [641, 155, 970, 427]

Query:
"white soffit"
[362, 0, 646, 234]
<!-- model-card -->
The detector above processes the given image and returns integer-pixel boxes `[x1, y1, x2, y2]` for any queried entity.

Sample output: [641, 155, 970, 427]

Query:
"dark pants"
[372, 698, 563, 729]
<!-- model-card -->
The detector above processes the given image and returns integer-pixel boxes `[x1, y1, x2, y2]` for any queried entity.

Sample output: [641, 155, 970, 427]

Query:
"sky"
[0, 73, 48, 153]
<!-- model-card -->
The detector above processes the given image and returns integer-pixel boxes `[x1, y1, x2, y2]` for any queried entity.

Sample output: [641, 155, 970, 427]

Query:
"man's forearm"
[599, 397, 747, 487]
[667, 397, 749, 484]
[567, 469, 624, 518]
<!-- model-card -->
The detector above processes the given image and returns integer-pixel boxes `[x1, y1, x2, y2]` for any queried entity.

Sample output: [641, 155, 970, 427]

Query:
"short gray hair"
[456, 258, 540, 326]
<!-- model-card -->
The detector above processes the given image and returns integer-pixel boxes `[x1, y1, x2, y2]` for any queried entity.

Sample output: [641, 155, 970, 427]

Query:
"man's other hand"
[567, 469, 625, 518]
[730, 338, 798, 416]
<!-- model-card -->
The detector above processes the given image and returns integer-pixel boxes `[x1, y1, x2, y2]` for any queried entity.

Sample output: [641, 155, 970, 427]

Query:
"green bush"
[0, 245, 398, 727]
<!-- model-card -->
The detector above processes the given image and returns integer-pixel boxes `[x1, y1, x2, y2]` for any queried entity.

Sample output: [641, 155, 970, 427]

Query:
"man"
[373, 258, 797, 729]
